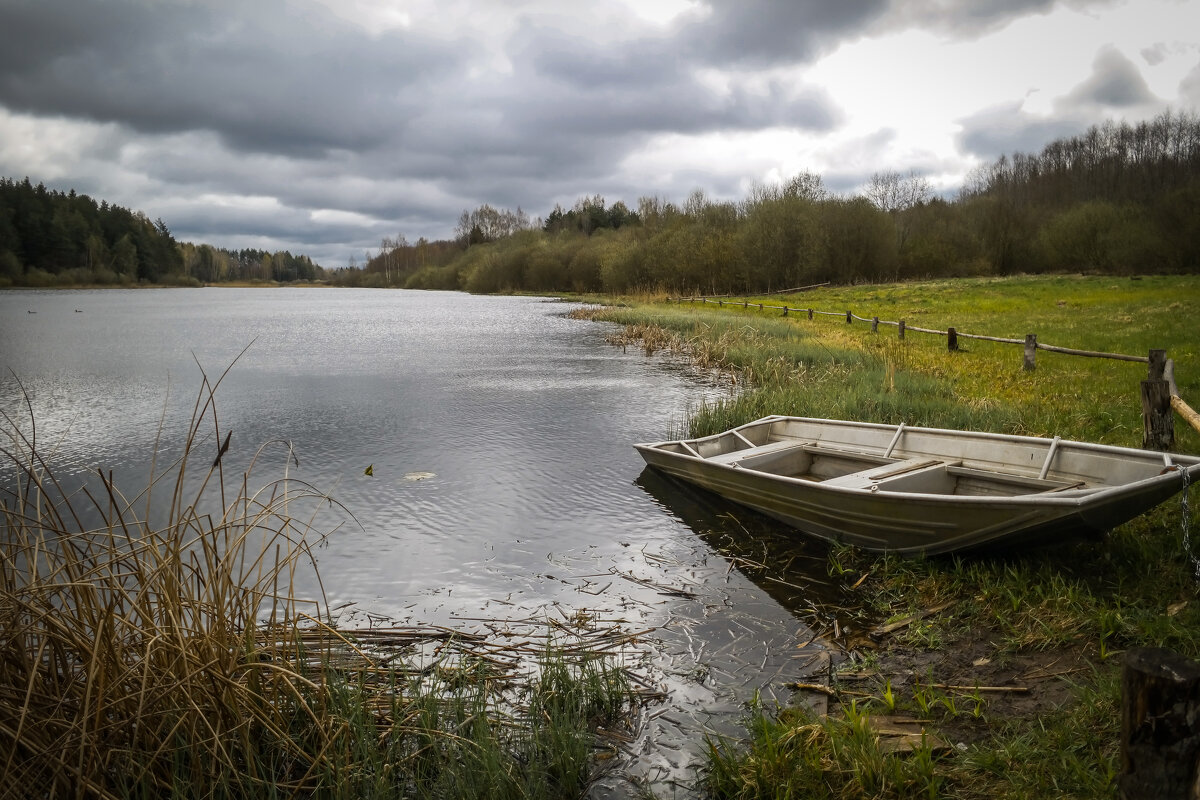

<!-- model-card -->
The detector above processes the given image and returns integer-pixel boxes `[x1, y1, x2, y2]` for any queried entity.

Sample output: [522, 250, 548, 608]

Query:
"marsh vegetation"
[0, 368, 640, 799]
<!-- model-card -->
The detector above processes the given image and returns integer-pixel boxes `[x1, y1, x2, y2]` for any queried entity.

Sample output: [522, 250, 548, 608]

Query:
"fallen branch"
[785, 682, 838, 696]
[924, 683, 1029, 694]
[871, 601, 956, 638]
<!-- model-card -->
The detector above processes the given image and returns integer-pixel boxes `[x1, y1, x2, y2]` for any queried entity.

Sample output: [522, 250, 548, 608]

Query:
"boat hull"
[635, 416, 1200, 555]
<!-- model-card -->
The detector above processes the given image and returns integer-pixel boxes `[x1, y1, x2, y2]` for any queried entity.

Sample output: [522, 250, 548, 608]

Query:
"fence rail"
[680, 296, 1151, 366]
[674, 294, 1191, 449]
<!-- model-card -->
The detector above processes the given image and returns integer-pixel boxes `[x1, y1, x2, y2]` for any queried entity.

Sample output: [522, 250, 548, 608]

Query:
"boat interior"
[652, 426, 1093, 498]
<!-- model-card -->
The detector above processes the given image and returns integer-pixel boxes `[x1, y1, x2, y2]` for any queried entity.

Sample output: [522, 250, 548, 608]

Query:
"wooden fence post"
[1142, 349, 1174, 451]
[1024, 334, 1037, 371]
[947, 327, 958, 351]
[1119, 647, 1200, 799]
[807, 308, 813, 320]
[898, 320, 905, 340]
[846, 310, 852, 324]
[782, 306, 789, 316]
[871, 316, 879, 333]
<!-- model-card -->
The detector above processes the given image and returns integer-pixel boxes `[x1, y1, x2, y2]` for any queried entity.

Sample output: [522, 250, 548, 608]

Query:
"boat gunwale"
[634, 415, 1200, 506]
[638, 415, 1200, 466]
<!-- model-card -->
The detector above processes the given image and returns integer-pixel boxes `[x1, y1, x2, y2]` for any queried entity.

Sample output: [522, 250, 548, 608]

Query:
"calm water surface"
[1, 288, 836, 796]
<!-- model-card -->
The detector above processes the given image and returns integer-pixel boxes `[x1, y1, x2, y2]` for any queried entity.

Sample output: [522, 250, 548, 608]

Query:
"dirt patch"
[831, 626, 1098, 746]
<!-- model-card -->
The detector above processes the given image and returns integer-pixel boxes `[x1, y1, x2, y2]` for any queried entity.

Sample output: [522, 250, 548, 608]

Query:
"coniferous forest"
[0, 178, 322, 287]
[3, 110, 1198, 291]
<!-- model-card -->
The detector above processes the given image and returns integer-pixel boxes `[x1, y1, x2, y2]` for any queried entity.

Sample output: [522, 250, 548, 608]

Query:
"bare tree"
[866, 169, 932, 213]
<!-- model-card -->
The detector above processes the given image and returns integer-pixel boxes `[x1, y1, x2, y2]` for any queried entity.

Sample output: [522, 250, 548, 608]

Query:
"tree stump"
[1120, 647, 1200, 799]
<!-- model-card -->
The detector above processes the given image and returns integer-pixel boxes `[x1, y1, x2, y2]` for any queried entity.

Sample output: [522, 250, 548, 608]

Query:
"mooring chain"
[1182, 466, 1199, 583]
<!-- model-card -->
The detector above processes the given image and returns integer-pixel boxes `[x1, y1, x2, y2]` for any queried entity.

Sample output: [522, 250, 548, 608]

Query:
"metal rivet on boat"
[870, 484, 880, 492]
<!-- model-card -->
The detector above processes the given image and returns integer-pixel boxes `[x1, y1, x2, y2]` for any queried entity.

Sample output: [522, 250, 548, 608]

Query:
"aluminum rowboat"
[635, 415, 1200, 555]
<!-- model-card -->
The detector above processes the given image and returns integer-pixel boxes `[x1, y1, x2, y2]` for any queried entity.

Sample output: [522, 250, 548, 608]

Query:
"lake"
[1, 287, 836, 797]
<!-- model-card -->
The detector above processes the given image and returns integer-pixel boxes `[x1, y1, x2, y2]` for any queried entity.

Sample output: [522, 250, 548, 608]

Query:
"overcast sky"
[1, 0, 1197, 267]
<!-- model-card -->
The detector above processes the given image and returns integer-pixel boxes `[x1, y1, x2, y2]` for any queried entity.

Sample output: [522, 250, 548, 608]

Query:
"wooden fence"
[676, 295, 1199, 451]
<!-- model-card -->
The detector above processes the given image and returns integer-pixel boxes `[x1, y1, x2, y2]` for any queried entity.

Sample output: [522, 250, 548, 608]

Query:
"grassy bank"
[0, 372, 637, 799]
[578, 273, 1200, 799]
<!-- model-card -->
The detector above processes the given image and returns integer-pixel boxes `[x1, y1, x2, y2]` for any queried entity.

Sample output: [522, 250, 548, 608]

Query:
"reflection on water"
[1, 287, 840, 797]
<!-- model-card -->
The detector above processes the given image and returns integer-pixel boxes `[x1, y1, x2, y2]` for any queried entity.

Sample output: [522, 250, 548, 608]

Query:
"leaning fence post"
[1142, 349, 1174, 451]
[1119, 647, 1200, 799]
[947, 327, 958, 351]
[898, 320, 905, 340]
[1024, 334, 1037, 371]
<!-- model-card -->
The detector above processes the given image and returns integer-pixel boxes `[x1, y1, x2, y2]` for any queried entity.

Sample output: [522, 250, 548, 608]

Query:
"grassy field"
[578, 273, 1200, 799]
[591, 274, 1199, 451]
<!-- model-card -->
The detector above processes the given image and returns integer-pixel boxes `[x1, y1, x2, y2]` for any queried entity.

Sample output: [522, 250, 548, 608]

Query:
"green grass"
[706, 697, 945, 799]
[588, 274, 1200, 450]
[577, 274, 1200, 799]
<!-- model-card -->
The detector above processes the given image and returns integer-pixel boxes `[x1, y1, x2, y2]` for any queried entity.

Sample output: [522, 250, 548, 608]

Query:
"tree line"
[0, 177, 184, 285]
[5, 109, 1197, 292]
[0, 178, 324, 287]
[342, 109, 1199, 294]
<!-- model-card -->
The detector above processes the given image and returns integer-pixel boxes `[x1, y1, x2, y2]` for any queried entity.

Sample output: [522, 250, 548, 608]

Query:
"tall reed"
[1, 364, 633, 799]
[1, 361, 337, 797]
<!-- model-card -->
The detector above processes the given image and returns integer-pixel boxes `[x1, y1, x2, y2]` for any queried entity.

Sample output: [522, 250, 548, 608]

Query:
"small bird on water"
[364, 464, 374, 476]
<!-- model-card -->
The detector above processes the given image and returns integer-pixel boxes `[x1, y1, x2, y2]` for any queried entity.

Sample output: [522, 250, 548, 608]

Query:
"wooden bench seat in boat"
[706, 438, 811, 465]
[822, 458, 954, 490]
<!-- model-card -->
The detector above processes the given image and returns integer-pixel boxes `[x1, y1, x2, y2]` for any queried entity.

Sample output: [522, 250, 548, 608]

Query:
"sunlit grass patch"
[597, 275, 1200, 450]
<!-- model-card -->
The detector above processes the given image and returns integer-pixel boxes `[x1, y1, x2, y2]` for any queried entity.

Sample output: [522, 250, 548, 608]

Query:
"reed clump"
[1, 368, 635, 799]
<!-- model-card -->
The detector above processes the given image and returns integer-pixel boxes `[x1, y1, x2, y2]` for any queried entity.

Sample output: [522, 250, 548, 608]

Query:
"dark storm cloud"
[956, 100, 1086, 159]
[679, 0, 890, 66]
[0, 0, 456, 154]
[878, 0, 1117, 38]
[4, 0, 1184, 265]
[495, 19, 841, 138]
[1063, 45, 1157, 107]
[0, 0, 864, 254]
[956, 45, 1159, 161]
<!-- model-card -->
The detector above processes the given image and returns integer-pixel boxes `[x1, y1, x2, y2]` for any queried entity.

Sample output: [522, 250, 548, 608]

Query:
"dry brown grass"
[1, 359, 641, 800]
[0, 360, 343, 797]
